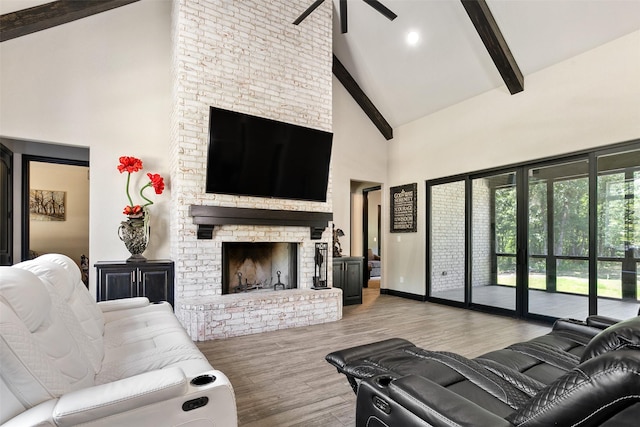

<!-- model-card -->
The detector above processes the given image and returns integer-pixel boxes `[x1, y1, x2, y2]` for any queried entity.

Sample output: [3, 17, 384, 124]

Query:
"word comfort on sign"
[390, 183, 417, 233]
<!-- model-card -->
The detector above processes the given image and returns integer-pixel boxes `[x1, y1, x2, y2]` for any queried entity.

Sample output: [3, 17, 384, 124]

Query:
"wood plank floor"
[196, 288, 550, 426]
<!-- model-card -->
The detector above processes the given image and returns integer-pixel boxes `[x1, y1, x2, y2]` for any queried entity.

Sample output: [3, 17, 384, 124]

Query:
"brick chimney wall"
[170, 0, 334, 318]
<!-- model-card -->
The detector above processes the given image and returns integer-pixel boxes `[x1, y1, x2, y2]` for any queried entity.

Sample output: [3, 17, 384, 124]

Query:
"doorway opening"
[360, 184, 382, 290]
[22, 155, 89, 264]
[21, 147, 89, 284]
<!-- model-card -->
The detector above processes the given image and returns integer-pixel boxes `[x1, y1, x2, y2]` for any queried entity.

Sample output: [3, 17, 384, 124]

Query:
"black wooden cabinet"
[95, 260, 174, 307]
[332, 256, 363, 305]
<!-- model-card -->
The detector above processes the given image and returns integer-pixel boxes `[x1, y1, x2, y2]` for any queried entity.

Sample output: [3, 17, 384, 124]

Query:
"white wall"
[0, 0, 172, 296]
[331, 76, 388, 258]
[385, 30, 640, 296]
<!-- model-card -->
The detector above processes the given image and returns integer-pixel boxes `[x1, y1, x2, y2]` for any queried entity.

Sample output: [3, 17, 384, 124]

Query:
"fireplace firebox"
[222, 242, 298, 294]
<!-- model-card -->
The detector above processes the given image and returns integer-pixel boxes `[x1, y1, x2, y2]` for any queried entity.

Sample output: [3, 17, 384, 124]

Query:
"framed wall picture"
[29, 189, 66, 221]
[390, 183, 417, 233]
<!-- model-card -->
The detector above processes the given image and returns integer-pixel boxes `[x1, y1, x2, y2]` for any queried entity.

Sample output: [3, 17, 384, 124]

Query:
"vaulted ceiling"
[329, 0, 640, 132]
[3, 0, 640, 140]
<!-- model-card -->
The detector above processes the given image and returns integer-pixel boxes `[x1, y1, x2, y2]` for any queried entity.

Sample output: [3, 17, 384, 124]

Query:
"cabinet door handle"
[131, 271, 135, 284]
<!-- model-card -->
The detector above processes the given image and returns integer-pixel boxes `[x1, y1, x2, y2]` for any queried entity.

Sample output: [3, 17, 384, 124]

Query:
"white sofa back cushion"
[0, 267, 95, 424]
[37, 253, 106, 355]
[14, 259, 104, 373]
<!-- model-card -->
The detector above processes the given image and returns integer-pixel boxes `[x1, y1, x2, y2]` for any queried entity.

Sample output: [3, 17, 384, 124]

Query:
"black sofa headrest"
[581, 316, 640, 363]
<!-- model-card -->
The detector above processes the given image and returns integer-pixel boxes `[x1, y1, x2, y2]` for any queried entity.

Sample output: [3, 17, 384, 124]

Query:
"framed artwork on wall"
[29, 189, 66, 221]
[390, 183, 417, 233]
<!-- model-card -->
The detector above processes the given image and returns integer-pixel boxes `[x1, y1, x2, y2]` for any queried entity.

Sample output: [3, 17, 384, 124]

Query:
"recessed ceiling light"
[406, 31, 420, 46]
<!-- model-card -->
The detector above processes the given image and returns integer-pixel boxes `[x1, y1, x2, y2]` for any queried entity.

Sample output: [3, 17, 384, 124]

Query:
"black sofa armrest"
[356, 375, 513, 427]
[586, 315, 622, 329]
[325, 338, 414, 372]
[552, 318, 604, 340]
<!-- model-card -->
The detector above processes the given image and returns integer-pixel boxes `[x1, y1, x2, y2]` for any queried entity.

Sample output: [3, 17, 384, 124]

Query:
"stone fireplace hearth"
[176, 206, 342, 340]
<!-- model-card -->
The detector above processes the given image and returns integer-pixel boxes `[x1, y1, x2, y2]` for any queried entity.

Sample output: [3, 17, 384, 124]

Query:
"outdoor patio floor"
[432, 285, 639, 320]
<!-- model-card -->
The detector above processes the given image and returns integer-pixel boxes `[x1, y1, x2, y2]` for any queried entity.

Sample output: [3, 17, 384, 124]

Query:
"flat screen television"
[205, 106, 333, 202]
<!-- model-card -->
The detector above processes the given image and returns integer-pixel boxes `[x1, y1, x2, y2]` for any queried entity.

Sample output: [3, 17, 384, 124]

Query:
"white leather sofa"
[0, 253, 237, 426]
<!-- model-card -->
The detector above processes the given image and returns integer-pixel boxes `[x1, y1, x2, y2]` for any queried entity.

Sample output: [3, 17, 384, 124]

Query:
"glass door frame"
[426, 174, 469, 309]
[523, 154, 592, 323]
[468, 168, 522, 316]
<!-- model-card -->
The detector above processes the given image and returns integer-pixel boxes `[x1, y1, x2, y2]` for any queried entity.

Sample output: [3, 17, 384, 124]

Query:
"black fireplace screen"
[222, 242, 297, 294]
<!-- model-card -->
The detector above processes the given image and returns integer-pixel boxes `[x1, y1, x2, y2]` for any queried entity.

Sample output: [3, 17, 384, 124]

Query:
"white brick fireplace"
[169, 0, 341, 340]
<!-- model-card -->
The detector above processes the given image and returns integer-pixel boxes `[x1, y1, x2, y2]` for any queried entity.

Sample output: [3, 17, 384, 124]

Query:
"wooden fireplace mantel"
[189, 205, 333, 240]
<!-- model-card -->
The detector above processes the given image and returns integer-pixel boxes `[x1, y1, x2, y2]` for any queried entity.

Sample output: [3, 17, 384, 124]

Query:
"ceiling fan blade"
[363, 0, 397, 21]
[293, 0, 325, 25]
[340, 0, 348, 33]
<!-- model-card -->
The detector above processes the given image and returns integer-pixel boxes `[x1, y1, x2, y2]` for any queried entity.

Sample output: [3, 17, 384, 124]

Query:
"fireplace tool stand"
[273, 271, 286, 290]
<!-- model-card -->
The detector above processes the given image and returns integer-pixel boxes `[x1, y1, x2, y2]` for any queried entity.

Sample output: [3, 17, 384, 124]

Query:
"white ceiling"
[3, 0, 640, 130]
[331, 0, 640, 128]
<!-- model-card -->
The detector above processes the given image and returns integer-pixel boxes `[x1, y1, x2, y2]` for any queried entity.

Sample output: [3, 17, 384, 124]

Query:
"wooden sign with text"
[390, 183, 417, 233]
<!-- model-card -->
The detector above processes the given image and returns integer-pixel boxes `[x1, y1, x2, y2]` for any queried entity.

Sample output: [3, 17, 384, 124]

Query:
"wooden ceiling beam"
[333, 54, 393, 140]
[461, 0, 524, 94]
[1, 0, 140, 42]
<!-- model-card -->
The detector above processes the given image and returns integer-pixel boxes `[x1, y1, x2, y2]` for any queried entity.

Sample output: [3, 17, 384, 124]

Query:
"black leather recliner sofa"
[326, 315, 640, 426]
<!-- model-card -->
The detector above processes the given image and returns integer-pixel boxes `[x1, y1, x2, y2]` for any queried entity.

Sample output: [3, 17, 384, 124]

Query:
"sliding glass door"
[526, 159, 590, 319]
[429, 179, 466, 303]
[426, 140, 640, 321]
[470, 171, 518, 311]
[596, 148, 640, 319]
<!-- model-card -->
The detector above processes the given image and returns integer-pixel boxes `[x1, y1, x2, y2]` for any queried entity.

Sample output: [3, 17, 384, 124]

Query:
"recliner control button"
[373, 395, 391, 414]
[182, 396, 209, 411]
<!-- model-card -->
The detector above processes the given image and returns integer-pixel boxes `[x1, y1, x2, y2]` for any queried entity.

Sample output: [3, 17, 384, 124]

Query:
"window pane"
[554, 178, 589, 257]
[597, 261, 622, 299]
[495, 186, 516, 254]
[528, 257, 546, 290]
[597, 173, 626, 258]
[528, 181, 547, 255]
[556, 259, 589, 295]
[497, 255, 516, 286]
[430, 180, 465, 302]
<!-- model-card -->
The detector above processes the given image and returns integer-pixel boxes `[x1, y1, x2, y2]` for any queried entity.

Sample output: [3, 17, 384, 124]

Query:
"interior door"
[362, 185, 382, 288]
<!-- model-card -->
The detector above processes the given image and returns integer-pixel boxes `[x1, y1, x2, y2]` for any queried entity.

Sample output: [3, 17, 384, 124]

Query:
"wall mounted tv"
[205, 106, 333, 202]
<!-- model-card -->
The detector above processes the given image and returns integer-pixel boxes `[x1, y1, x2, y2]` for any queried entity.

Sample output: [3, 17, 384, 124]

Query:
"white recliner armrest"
[52, 367, 187, 427]
[1, 400, 57, 427]
[97, 297, 151, 312]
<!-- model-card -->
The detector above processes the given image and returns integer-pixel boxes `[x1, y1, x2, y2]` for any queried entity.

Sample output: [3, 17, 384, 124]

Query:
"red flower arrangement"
[118, 156, 165, 218]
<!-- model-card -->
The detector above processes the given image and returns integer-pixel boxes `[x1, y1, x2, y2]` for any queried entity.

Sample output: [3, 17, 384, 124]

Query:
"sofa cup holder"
[190, 374, 216, 386]
[374, 375, 394, 388]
